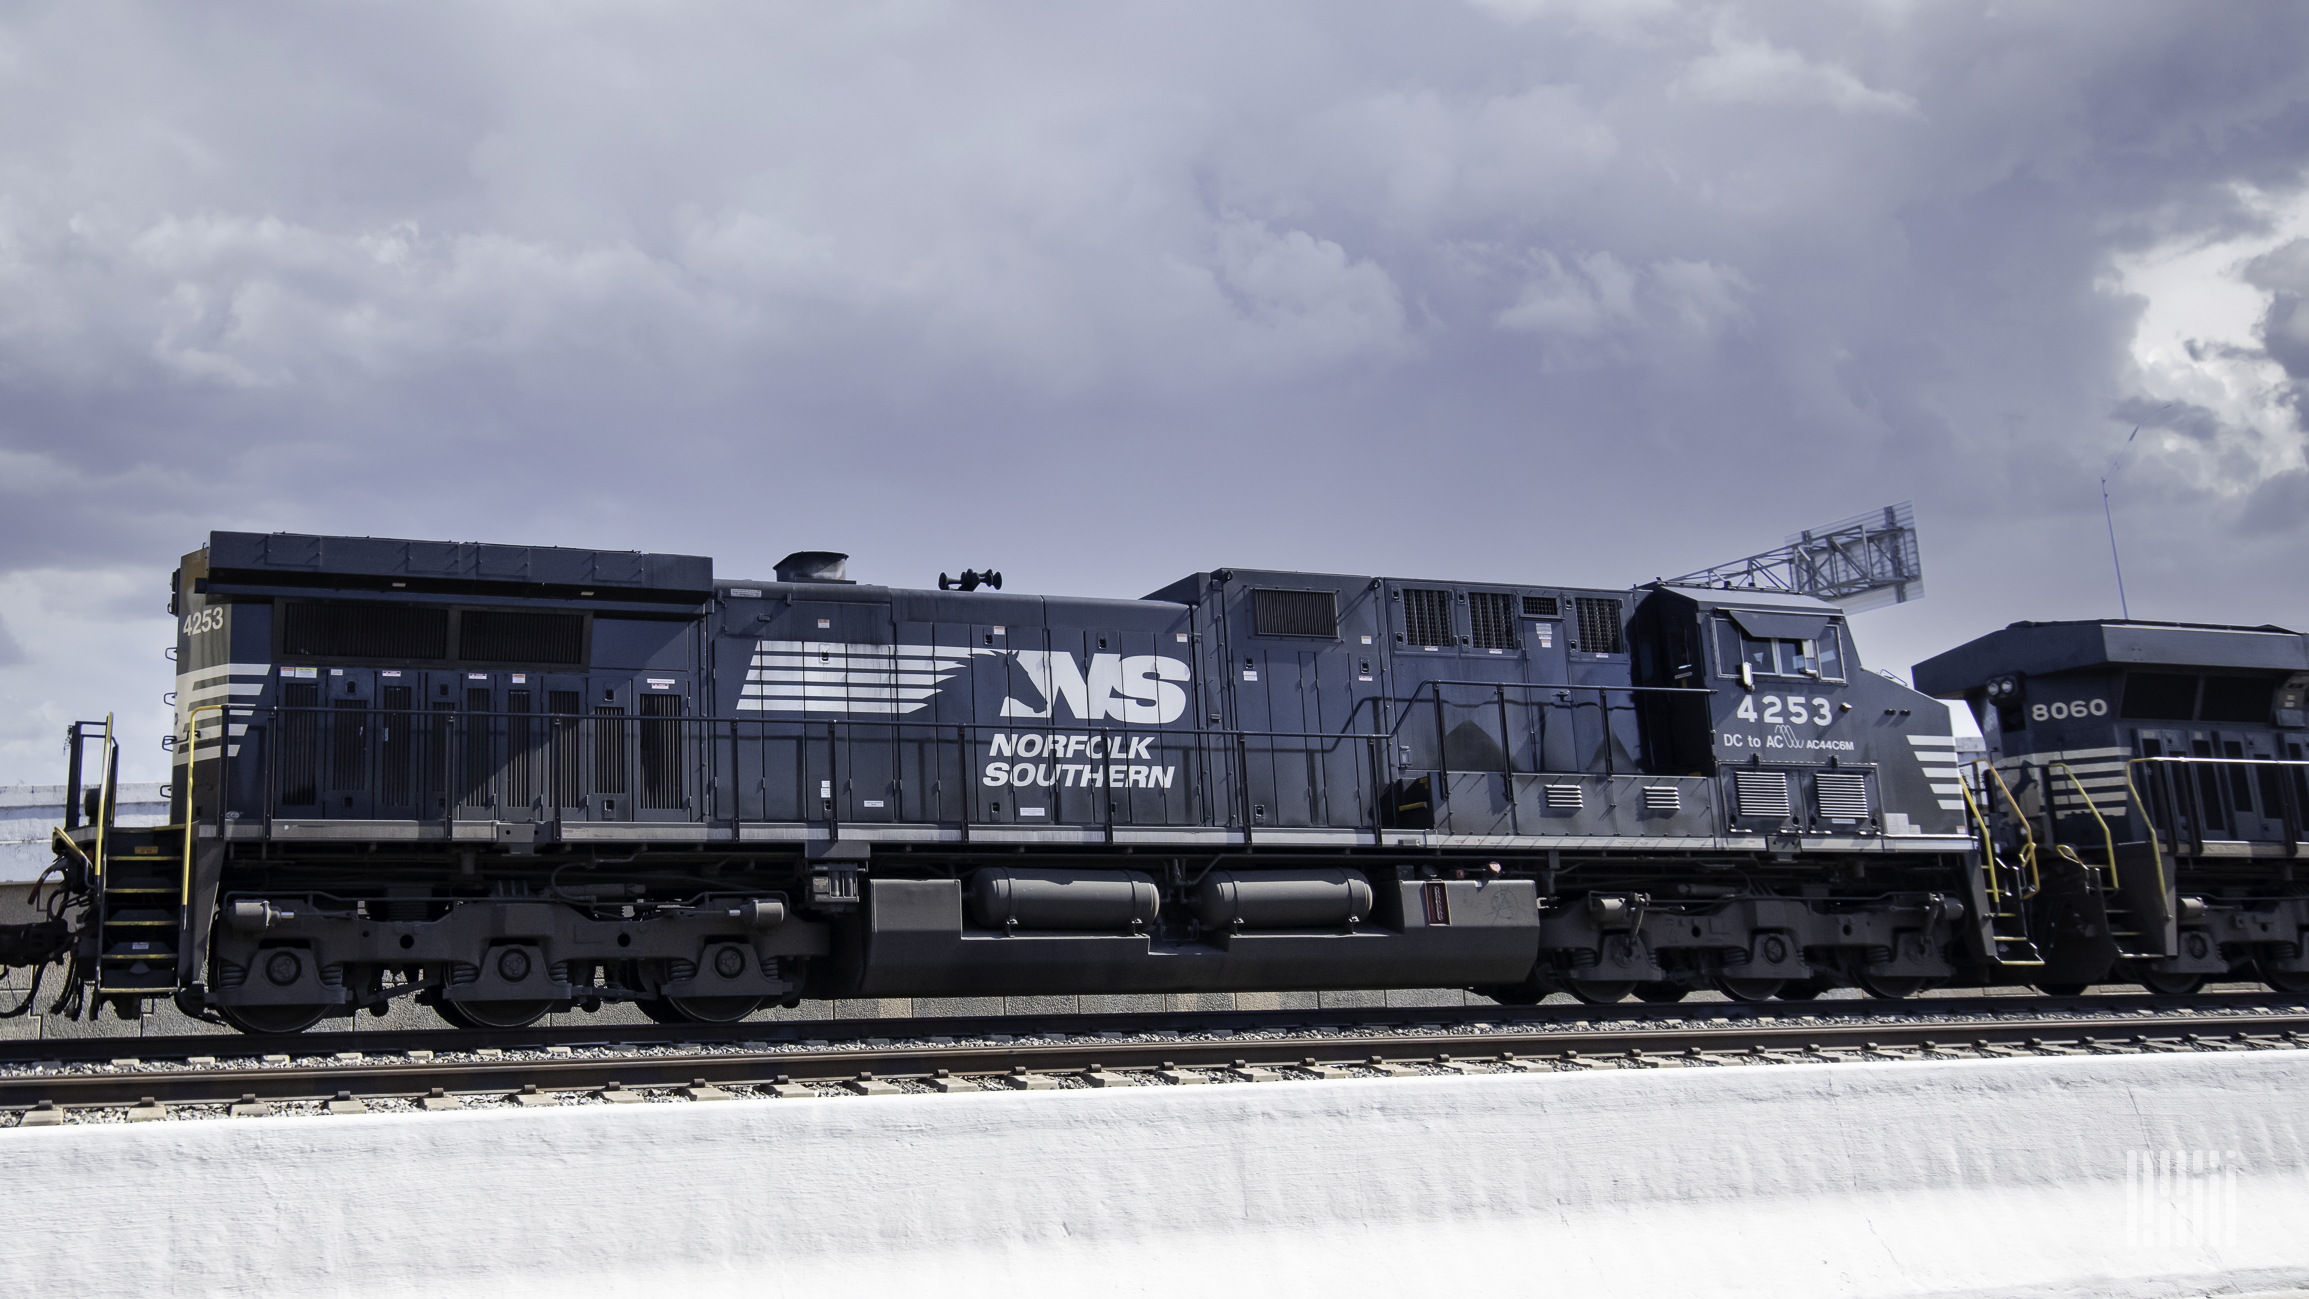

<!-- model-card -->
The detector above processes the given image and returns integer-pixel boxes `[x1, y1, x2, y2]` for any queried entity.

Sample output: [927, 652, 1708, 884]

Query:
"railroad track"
[7, 996, 2307, 1123]
[2, 989, 2298, 1065]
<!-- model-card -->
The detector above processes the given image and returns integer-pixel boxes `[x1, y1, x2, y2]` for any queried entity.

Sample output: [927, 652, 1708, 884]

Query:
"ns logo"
[1001, 651, 1191, 725]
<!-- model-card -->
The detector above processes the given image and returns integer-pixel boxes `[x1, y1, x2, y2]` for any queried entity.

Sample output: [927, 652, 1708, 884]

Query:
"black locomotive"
[8, 530, 2300, 1034]
[1915, 620, 2309, 995]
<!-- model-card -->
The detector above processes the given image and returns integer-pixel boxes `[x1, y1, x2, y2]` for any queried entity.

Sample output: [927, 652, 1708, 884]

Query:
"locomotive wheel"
[2034, 983, 2089, 996]
[1632, 981, 1689, 1004]
[662, 995, 765, 1024]
[2263, 969, 2309, 995]
[1775, 977, 1833, 1001]
[218, 1003, 331, 1035]
[1714, 976, 1784, 1002]
[637, 998, 688, 1025]
[1480, 968, 1562, 1006]
[1564, 979, 1637, 1004]
[438, 999, 554, 1030]
[1856, 973, 1930, 1000]
[2133, 970, 2207, 996]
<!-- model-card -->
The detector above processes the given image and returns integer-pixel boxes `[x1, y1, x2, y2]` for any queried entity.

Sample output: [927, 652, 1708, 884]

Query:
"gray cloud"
[3, 0, 2309, 775]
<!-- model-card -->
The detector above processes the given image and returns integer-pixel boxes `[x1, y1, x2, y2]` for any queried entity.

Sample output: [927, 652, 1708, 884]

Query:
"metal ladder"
[2047, 761, 2158, 960]
[72, 715, 189, 1002]
[1961, 763, 2044, 967]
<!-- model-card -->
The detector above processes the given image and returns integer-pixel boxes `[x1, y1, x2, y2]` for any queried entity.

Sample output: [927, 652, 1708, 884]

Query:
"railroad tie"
[1223, 1059, 1281, 1083]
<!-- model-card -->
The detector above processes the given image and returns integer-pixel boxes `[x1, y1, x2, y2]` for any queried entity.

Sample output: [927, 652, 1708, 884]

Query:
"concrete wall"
[0, 784, 169, 882]
[1, 1050, 2303, 1298]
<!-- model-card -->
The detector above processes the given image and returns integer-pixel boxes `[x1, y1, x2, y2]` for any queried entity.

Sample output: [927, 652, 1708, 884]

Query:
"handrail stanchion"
[2047, 760, 2122, 892]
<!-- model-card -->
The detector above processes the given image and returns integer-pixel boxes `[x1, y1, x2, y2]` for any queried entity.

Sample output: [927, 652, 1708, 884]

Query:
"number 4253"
[1736, 695, 1832, 725]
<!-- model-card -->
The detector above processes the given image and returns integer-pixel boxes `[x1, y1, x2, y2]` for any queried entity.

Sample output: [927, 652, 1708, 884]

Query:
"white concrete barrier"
[4, 1051, 2306, 1299]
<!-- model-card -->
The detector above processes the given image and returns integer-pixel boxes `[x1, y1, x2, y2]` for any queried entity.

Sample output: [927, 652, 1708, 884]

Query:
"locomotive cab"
[1633, 586, 1967, 841]
[1916, 619, 2309, 994]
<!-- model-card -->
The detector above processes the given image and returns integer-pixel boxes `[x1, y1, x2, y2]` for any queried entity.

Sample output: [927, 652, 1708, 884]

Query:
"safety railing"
[1353, 680, 1714, 781]
[186, 706, 1412, 836]
[2124, 754, 2309, 866]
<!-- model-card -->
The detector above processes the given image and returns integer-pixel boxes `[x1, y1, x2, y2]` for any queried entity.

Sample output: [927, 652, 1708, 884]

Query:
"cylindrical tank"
[967, 868, 1161, 931]
[1193, 868, 1373, 930]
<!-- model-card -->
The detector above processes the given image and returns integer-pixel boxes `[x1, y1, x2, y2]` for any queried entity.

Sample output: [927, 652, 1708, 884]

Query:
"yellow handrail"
[1956, 766, 2001, 911]
[2047, 761, 2121, 891]
[1977, 760, 2042, 900]
[92, 713, 116, 886]
[47, 827, 91, 871]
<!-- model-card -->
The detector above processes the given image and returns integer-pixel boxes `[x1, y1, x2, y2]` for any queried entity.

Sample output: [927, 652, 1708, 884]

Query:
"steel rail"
[0, 990, 2301, 1068]
[7, 1007, 2306, 1114]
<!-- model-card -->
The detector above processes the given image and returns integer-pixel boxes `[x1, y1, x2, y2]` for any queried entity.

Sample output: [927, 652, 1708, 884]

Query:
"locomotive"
[1914, 620, 2309, 995]
[6, 529, 2299, 1035]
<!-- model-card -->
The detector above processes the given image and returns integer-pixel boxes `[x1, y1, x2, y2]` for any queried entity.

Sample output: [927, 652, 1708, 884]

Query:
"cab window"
[1717, 619, 1842, 680]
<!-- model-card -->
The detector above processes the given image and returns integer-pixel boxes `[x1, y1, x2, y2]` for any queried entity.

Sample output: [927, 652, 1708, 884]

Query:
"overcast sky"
[3, 0, 2306, 781]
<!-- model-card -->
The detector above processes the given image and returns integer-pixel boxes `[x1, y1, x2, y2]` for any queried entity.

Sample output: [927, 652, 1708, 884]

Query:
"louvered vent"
[1522, 595, 1559, 618]
[1252, 588, 1338, 638]
[1544, 783, 1584, 809]
[459, 611, 585, 664]
[1642, 786, 1681, 812]
[1469, 592, 1517, 650]
[1732, 769, 1791, 819]
[1573, 597, 1624, 654]
[1815, 772, 1869, 821]
[1403, 588, 1453, 647]
[281, 600, 450, 661]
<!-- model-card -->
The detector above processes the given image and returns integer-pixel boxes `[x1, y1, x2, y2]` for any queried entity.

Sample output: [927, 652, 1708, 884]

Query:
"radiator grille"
[1403, 588, 1453, 647]
[1642, 786, 1681, 812]
[1469, 592, 1517, 650]
[1522, 595, 1559, 618]
[1544, 783, 1584, 809]
[1815, 772, 1869, 821]
[593, 706, 628, 796]
[459, 611, 584, 664]
[506, 689, 537, 809]
[640, 692, 683, 810]
[1573, 597, 1624, 654]
[1252, 588, 1338, 638]
[1732, 769, 1791, 819]
[278, 682, 320, 806]
[462, 688, 494, 808]
[281, 600, 449, 661]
